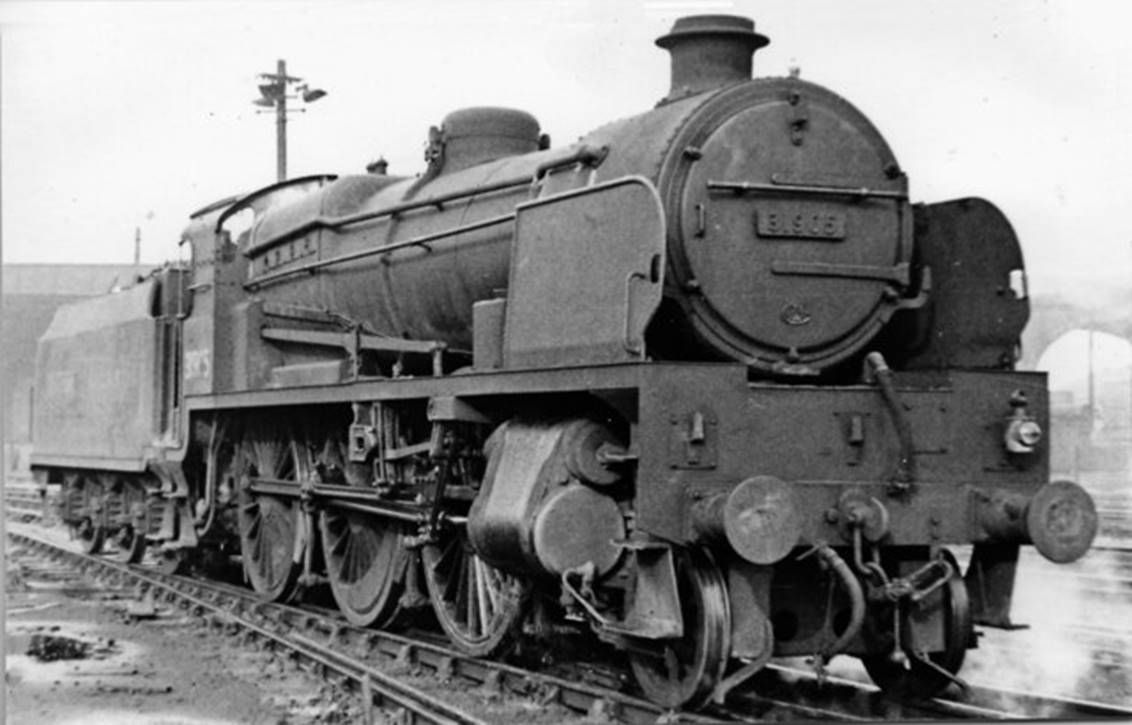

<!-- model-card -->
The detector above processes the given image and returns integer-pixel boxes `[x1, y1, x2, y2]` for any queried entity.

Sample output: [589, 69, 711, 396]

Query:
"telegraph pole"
[254, 60, 327, 182]
[275, 59, 288, 182]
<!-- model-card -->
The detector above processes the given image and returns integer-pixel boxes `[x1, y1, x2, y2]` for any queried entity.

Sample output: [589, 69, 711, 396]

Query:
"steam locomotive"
[32, 15, 1098, 708]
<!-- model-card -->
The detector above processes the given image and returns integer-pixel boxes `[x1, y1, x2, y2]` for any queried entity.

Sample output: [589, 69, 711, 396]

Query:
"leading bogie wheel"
[628, 548, 732, 709]
[236, 421, 310, 602]
[420, 525, 527, 657]
[861, 550, 972, 700]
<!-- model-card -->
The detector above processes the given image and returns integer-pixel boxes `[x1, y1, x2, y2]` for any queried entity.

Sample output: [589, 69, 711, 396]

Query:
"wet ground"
[4, 540, 359, 724]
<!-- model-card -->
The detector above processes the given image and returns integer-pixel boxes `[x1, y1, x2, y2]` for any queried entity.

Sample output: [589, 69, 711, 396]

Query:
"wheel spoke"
[343, 535, 359, 581]
[475, 558, 492, 629]
[483, 566, 501, 614]
[330, 528, 350, 557]
[254, 522, 268, 566]
[421, 526, 527, 657]
[457, 551, 472, 629]
[440, 538, 463, 604]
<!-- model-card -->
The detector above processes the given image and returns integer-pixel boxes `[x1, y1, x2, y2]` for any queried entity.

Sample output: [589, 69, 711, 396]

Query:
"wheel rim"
[237, 422, 308, 602]
[320, 508, 408, 627]
[629, 548, 732, 709]
[862, 550, 971, 700]
[421, 527, 526, 657]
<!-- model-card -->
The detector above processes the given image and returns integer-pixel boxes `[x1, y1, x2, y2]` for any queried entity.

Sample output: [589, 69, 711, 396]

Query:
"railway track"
[4, 483, 46, 521]
[8, 511, 1132, 722]
[734, 662, 1132, 722]
[5, 524, 756, 724]
[7, 529, 496, 725]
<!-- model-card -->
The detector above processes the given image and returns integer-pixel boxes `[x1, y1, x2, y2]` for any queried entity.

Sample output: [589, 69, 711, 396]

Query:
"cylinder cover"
[468, 418, 626, 577]
[532, 484, 625, 576]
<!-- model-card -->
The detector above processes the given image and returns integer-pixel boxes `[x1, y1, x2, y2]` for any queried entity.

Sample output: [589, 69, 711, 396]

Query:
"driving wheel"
[320, 507, 409, 628]
[236, 421, 309, 602]
[421, 524, 527, 657]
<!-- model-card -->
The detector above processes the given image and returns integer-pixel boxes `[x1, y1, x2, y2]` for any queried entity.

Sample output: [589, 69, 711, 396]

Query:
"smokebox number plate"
[756, 205, 846, 240]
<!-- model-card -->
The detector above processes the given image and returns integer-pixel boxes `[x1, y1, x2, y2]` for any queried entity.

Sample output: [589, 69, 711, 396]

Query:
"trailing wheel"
[109, 524, 146, 564]
[628, 548, 731, 709]
[861, 551, 972, 700]
[104, 475, 147, 564]
[236, 421, 310, 602]
[73, 516, 105, 555]
[421, 524, 527, 657]
[64, 474, 105, 555]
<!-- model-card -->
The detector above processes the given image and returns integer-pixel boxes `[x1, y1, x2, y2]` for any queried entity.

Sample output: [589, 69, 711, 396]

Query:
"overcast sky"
[2, 0, 1130, 298]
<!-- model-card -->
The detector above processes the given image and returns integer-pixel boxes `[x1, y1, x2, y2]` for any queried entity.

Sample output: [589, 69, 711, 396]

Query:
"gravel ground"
[4, 543, 355, 725]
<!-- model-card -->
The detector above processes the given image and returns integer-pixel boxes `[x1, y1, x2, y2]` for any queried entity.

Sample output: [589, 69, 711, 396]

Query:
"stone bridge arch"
[1019, 295, 1132, 371]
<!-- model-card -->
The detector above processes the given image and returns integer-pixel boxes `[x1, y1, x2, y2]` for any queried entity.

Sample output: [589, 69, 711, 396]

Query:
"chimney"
[656, 15, 769, 102]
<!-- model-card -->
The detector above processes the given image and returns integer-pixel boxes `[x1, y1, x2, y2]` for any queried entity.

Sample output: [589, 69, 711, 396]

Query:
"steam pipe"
[865, 352, 916, 486]
[815, 544, 865, 658]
